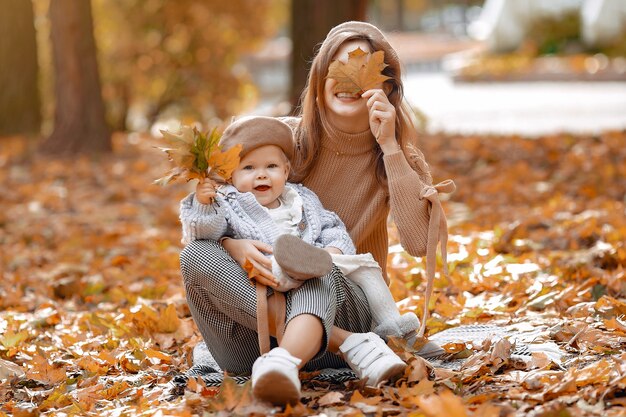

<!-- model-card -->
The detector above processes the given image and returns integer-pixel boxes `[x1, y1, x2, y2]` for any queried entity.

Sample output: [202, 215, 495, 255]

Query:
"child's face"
[324, 39, 378, 130]
[231, 145, 289, 209]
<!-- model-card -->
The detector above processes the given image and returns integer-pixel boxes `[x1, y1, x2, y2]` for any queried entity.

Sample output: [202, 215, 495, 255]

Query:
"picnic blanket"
[172, 323, 566, 387]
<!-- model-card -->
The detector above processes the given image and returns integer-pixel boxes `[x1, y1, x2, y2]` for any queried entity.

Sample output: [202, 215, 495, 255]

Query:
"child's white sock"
[331, 254, 420, 343]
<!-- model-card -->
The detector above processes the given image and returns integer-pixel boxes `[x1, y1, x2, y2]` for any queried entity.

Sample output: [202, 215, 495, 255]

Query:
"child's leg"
[279, 314, 324, 367]
[331, 254, 420, 343]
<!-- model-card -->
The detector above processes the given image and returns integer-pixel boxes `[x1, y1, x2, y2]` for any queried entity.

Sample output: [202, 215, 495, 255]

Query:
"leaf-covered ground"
[1, 130, 625, 416]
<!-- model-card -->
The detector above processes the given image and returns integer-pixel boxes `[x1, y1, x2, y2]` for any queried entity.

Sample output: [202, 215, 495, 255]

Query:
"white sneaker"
[339, 332, 407, 387]
[251, 347, 302, 405]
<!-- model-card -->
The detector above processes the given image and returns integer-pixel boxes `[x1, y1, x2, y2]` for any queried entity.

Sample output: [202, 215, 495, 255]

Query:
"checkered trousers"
[180, 239, 372, 374]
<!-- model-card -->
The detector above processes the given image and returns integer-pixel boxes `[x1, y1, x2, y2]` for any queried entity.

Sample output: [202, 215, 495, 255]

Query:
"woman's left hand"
[362, 89, 399, 154]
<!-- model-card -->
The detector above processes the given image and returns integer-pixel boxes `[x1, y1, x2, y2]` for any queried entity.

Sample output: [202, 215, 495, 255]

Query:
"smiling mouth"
[255, 185, 271, 191]
[335, 92, 361, 99]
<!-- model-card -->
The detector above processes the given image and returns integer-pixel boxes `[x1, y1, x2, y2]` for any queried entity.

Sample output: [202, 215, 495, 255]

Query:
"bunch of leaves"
[326, 47, 391, 95]
[154, 125, 242, 188]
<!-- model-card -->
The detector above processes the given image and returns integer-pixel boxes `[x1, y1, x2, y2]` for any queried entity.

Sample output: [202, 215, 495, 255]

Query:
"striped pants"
[180, 239, 373, 374]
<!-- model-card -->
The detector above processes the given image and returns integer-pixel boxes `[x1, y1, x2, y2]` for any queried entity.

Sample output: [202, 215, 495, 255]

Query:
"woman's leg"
[180, 239, 267, 374]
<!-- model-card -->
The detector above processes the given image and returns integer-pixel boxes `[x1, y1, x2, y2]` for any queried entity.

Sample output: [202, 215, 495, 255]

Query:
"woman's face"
[323, 39, 382, 133]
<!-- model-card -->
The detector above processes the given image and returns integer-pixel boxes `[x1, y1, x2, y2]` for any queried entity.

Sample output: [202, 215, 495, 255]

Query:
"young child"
[180, 115, 419, 343]
[180, 116, 420, 403]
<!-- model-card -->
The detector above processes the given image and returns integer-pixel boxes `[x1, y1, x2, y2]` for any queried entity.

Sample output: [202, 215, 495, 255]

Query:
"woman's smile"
[335, 92, 361, 100]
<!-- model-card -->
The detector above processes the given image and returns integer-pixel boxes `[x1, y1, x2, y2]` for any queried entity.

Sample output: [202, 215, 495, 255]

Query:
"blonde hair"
[291, 21, 432, 186]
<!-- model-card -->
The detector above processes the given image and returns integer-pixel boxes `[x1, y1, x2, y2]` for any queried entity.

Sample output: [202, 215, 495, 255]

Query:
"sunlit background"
[2, 0, 626, 144]
[1, 2, 626, 415]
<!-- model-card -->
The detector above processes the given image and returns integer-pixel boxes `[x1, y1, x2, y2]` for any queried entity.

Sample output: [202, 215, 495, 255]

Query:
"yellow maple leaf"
[326, 47, 391, 94]
[208, 143, 243, 182]
[155, 125, 241, 188]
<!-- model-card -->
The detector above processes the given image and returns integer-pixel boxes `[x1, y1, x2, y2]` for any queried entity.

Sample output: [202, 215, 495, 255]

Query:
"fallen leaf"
[207, 377, 253, 412]
[318, 391, 344, 406]
[25, 352, 66, 385]
[414, 390, 469, 417]
[156, 303, 181, 333]
[0, 358, 25, 379]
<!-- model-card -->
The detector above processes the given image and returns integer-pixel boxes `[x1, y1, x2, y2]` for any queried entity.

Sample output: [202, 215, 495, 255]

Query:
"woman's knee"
[179, 240, 225, 285]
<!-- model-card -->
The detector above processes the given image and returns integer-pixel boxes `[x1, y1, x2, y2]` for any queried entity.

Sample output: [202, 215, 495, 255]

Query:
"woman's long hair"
[291, 21, 432, 186]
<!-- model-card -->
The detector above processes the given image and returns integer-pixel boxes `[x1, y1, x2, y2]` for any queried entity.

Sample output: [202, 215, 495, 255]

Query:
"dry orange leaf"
[208, 143, 242, 183]
[327, 47, 391, 94]
[155, 125, 242, 189]
[156, 303, 181, 333]
[26, 352, 67, 385]
[414, 390, 469, 417]
[243, 258, 262, 282]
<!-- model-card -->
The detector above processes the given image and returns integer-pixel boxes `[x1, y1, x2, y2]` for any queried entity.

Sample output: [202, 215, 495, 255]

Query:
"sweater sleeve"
[318, 208, 357, 255]
[179, 193, 228, 245]
[383, 149, 432, 257]
[299, 186, 356, 255]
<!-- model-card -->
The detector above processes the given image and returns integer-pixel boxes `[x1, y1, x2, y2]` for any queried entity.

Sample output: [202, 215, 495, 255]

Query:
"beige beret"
[219, 116, 294, 161]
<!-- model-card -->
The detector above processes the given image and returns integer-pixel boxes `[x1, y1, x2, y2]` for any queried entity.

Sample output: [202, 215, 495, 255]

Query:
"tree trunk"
[0, 0, 41, 136]
[43, 0, 111, 154]
[289, 0, 367, 110]
[396, 0, 405, 31]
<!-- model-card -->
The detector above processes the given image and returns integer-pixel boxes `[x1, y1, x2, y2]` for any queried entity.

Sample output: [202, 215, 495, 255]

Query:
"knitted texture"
[179, 183, 355, 255]
[296, 122, 432, 281]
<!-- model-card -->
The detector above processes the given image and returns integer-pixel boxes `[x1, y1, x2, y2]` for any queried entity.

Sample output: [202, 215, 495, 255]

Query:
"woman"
[180, 21, 443, 405]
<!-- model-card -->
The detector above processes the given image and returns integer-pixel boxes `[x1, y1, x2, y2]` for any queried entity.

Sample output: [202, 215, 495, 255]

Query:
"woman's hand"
[195, 178, 218, 205]
[361, 89, 400, 155]
[222, 238, 278, 288]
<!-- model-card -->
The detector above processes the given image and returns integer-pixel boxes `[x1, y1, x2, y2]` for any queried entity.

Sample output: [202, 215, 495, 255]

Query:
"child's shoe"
[339, 332, 406, 387]
[274, 234, 333, 280]
[251, 347, 302, 405]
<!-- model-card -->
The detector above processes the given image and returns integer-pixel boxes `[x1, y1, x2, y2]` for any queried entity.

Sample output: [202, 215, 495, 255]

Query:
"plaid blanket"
[173, 323, 565, 387]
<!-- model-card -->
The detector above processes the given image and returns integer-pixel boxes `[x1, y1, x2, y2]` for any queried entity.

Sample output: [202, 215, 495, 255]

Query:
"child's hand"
[196, 178, 218, 205]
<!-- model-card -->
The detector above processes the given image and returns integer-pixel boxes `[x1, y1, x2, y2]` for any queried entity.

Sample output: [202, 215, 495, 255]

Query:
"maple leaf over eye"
[326, 47, 391, 95]
[154, 125, 242, 188]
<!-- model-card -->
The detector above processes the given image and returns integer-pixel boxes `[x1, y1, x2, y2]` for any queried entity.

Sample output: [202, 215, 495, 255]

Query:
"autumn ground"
[1, 130, 625, 416]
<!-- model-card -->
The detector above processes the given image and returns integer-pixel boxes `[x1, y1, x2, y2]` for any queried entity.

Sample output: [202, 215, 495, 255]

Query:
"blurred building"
[469, 0, 626, 52]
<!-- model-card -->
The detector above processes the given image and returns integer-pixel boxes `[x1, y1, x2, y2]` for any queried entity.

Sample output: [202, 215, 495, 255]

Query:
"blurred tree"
[93, 0, 278, 130]
[289, 0, 366, 109]
[0, 0, 41, 137]
[43, 0, 111, 154]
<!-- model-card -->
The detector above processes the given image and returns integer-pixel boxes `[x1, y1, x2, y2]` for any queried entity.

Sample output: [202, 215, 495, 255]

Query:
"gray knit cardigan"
[179, 183, 356, 255]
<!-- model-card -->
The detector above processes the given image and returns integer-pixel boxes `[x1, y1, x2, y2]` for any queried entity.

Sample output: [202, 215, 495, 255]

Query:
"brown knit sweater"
[294, 122, 432, 283]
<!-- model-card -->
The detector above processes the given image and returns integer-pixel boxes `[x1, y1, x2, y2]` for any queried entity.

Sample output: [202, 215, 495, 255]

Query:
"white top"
[265, 187, 304, 236]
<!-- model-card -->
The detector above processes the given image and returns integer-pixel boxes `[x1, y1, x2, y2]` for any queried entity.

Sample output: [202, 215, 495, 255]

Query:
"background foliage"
[1, 129, 624, 415]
